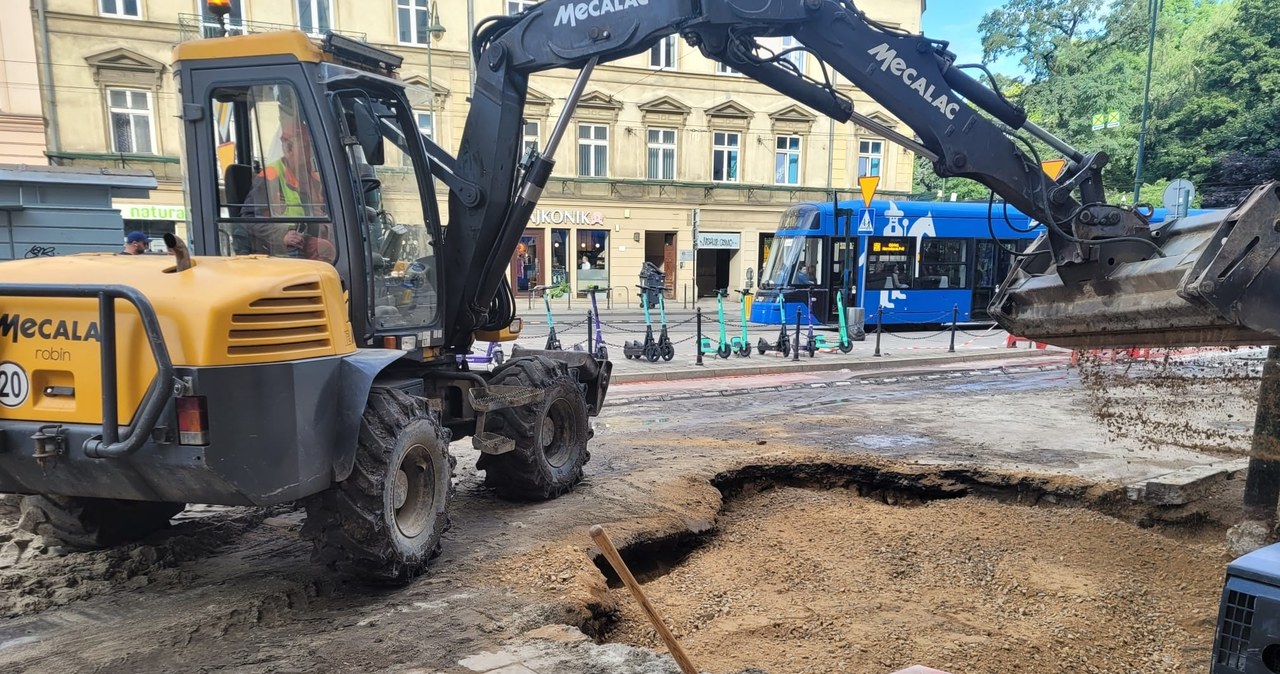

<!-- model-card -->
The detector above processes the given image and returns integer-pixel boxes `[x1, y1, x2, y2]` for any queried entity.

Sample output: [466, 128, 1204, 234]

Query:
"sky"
[920, 0, 1019, 75]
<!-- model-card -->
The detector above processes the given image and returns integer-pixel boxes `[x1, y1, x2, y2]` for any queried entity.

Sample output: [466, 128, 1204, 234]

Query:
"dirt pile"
[0, 502, 272, 617]
[605, 486, 1230, 674]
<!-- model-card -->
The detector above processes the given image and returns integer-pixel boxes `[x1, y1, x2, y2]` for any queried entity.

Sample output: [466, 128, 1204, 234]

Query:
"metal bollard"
[696, 308, 704, 366]
[528, 289, 534, 311]
[874, 306, 883, 357]
[793, 307, 802, 361]
[587, 310, 595, 355]
[683, 284, 688, 309]
[949, 303, 958, 353]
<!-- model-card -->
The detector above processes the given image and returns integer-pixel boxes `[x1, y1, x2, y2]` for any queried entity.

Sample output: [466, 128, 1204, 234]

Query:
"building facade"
[33, 0, 924, 294]
[0, 0, 48, 163]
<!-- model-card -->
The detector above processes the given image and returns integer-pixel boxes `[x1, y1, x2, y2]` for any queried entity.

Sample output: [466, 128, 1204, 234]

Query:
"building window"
[100, 0, 140, 18]
[650, 35, 677, 70]
[108, 89, 155, 154]
[298, 0, 332, 35]
[781, 36, 806, 73]
[858, 139, 884, 178]
[774, 135, 801, 185]
[551, 228, 569, 287]
[577, 124, 608, 178]
[398, 0, 435, 45]
[577, 230, 608, 289]
[198, 0, 243, 36]
[716, 61, 741, 76]
[416, 111, 434, 141]
[647, 128, 677, 181]
[507, 0, 537, 15]
[522, 120, 540, 158]
[712, 131, 740, 183]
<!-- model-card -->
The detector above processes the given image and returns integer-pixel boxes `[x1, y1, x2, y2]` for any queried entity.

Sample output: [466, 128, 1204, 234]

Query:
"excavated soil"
[603, 485, 1230, 674]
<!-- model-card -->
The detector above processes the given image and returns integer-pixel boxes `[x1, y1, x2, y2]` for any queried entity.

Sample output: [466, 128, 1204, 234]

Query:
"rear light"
[176, 396, 210, 446]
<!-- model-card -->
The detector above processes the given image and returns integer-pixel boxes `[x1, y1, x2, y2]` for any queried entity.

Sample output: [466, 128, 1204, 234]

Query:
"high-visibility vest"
[262, 160, 307, 217]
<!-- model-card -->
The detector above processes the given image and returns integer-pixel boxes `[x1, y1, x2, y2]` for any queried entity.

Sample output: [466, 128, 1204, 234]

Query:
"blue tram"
[750, 199, 1201, 327]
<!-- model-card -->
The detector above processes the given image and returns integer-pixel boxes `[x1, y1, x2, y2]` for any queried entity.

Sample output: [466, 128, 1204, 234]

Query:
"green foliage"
[911, 157, 997, 202]
[545, 279, 570, 299]
[976, 0, 1274, 206]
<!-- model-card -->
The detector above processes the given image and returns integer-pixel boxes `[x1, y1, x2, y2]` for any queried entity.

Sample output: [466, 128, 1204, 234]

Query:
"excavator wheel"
[18, 495, 184, 550]
[478, 356, 590, 501]
[303, 388, 453, 583]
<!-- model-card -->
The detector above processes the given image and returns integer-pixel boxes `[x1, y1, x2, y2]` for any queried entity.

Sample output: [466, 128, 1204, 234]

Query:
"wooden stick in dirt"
[589, 524, 699, 674]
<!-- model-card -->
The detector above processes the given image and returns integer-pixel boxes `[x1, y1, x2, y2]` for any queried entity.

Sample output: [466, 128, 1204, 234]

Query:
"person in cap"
[122, 231, 151, 255]
[235, 111, 336, 263]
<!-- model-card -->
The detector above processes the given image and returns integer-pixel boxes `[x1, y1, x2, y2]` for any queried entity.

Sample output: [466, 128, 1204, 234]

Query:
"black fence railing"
[177, 13, 366, 43]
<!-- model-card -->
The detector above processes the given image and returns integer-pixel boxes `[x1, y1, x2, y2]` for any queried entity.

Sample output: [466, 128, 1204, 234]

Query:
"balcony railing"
[177, 13, 366, 43]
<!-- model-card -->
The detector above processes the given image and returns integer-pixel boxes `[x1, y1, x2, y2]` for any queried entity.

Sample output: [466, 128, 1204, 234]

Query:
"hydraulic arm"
[440, 0, 1280, 350]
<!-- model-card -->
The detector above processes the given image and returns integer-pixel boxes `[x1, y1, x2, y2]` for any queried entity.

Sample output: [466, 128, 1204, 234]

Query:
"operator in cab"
[234, 107, 337, 263]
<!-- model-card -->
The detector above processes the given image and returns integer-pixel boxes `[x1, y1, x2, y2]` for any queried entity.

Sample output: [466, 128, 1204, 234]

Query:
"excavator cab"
[177, 32, 447, 354]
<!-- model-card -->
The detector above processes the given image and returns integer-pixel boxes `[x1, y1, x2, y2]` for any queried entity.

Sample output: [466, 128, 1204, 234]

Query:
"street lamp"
[1133, 0, 1160, 203]
[426, 2, 445, 124]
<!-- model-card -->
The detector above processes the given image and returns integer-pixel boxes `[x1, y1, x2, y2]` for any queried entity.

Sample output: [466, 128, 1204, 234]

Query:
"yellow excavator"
[0, 0, 1276, 587]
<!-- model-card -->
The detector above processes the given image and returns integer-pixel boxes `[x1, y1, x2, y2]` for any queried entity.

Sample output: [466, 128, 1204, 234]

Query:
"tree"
[912, 157, 994, 202]
[979, 0, 1101, 81]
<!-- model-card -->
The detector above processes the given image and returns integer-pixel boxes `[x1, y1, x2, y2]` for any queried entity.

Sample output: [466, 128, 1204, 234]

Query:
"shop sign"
[530, 209, 606, 226]
[695, 232, 740, 250]
[118, 204, 188, 221]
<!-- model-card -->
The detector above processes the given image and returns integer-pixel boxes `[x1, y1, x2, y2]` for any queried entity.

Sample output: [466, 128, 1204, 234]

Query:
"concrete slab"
[1128, 460, 1249, 505]
[458, 651, 523, 672]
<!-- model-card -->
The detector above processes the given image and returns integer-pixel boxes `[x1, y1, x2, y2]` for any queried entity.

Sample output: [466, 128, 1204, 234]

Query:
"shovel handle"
[589, 525, 699, 674]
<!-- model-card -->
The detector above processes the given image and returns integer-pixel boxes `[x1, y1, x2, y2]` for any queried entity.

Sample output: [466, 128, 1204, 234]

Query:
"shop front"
[115, 202, 189, 253]
[695, 231, 741, 298]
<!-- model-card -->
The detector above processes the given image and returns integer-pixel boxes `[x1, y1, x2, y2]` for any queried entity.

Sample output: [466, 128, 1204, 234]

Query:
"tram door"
[972, 239, 1026, 320]
[826, 239, 857, 322]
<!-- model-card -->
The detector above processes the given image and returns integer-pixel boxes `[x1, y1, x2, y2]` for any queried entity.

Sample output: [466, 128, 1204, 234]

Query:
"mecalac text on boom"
[554, 0, 650, 28]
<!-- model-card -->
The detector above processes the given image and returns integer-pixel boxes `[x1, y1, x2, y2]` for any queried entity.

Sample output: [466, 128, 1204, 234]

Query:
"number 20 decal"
[0, 362, 30, 408]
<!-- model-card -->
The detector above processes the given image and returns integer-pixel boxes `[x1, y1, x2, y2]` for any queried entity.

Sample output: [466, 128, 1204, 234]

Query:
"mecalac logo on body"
[554, 0, 649, 28]
[0, 314, 101, 343]
[867, 43, 960, 120]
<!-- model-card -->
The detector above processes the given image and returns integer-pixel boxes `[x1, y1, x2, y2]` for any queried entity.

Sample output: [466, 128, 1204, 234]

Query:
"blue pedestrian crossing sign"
[857, 209, 876, 233]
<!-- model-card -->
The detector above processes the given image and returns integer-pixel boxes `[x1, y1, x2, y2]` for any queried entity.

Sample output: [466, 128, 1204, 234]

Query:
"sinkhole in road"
[593, 463, 1232, 674]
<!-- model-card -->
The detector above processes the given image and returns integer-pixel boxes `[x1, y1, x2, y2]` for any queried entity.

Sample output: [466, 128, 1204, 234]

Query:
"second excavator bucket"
[990, 182, 1280, 349]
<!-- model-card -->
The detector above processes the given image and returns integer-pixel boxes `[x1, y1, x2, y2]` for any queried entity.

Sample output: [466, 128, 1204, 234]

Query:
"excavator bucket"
[990, 182, 1280, 349]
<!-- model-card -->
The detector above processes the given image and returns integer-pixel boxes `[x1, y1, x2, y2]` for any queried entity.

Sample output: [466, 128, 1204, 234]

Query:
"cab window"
[211, 83, 337, 264]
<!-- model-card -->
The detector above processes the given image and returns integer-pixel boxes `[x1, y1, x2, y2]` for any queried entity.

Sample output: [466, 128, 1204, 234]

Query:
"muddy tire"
[303, 388, 453, 583]
[18, 495, 183, 550]
[478, 356, 591, 501]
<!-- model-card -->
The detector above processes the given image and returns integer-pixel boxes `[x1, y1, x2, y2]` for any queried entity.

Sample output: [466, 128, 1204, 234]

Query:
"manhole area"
[600, 483, 1229, 674]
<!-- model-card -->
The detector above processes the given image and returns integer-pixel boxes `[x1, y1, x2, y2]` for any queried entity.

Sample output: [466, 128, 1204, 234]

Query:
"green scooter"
[731, 289, 752, 357]
[699, 289, 732, 359]
[542, 293, 561, 350]
[834, 288, 856, 353]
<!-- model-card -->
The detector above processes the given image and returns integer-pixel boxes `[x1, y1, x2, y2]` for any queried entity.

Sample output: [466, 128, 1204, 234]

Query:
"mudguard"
[331, 348, 405, 481]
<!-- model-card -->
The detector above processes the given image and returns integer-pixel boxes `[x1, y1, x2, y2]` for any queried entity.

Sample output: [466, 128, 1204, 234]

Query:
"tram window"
[867, 237, 914, 289]
[919, 238, 969, 289]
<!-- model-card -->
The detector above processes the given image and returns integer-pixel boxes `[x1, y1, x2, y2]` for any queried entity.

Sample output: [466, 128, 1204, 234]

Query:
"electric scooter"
[731, 289, 752, 357]
[542, 292, 562, 351]
[624, 290, 660, 362]
[804, 290, 830, 357]
[835, 288, 856, 353]
[655, 292, 675, 361]
[457, 341, 506, 368]
[699, 289, 732, 359]
[585, 286, 608, 361]
[757, 291, 792, 357]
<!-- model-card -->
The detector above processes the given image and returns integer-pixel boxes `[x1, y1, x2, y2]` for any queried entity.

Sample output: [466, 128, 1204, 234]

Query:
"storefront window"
[867, 237, 915, 290]
[514, 233, 540, 292]
[576, 230, 608, 290]
[919, 238, 969, 289]
[551, 228, 569, 289]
